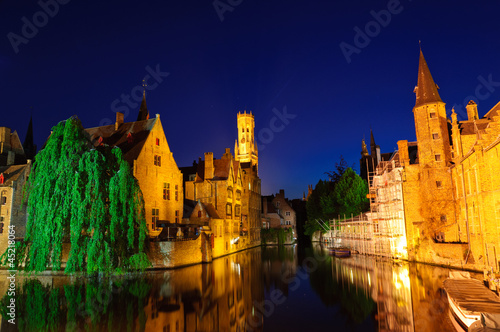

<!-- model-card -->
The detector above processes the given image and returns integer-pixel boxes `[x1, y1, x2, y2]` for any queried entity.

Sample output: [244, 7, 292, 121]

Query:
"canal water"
[0, 243, 475, 331]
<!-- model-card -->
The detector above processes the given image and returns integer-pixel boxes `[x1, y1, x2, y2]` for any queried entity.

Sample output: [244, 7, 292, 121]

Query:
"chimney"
[279, 189, 285, 197]
[398, 140, 410, 166]
[204, 152, 214, 179]
[222, 147, 233, 160]
[466, 100, 479, 121]
[115, 112, 124, 131]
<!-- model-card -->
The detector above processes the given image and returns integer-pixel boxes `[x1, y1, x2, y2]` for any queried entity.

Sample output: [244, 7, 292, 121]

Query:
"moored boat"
[443, 271, 500, 331]
[334, 248, 351, 258]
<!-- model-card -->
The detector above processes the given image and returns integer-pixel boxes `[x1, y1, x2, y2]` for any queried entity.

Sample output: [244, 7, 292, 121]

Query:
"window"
[226, 204, 232, 216]
[285, 211, 290, 216]
[154, 155, 158, 166]
[435, 154, 441, 162]
[156, 138, 160, 146]
[436, 181, 442, 188]
[246, 128, 249, 132]
[432, 133, 439, 139]
[158, 156, 161, 167]
[152, 209, 159, 229]
[154, 155, 161, 166]
[175, 210, 179, 223]
[227, 189, 233, 198]
[440, 215, 447, 222]
[163, 183, 167, 200]
[236, 190, 241, 200]
[276, 201, 280, 207]
[0, 222, 3, 234]
[198, 211, 201, 218]
[166, 183, 170, 200]
[430, 112, 437, 119]
[1, 191, 6, 205]
[176, 321, 179, 331]
[235, 205, 240, 216]
[175, 185, 178, 201]
[242, 128, 244, 133]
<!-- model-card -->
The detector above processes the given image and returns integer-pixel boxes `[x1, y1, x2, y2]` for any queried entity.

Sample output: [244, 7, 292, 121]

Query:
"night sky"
[1, 0, 499, 198]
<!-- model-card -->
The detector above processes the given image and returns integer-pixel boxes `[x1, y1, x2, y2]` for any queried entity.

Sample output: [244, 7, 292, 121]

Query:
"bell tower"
[235, 111, 258, 170]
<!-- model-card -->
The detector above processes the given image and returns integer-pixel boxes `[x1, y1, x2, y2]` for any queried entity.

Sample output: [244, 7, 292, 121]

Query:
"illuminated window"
[430, 112, 437, 119]
[127, 133, 133, 143]
[435, 154, 441, 162]
[156, 138, 160, 146]
[432, 133, 439, 139]
[152, 209, 159, 229]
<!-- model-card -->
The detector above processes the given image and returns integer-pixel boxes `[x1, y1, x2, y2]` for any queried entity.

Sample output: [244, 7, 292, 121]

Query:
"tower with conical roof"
[413, 49, 452, 165]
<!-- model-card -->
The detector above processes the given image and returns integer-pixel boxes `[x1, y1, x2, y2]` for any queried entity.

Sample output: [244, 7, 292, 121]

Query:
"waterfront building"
[182, 148, 245, 256]
[234, 111, 262, 245]
[261, 190, 296, 233]
[395, 49, 500, 269]
[85, 93, 184, 237]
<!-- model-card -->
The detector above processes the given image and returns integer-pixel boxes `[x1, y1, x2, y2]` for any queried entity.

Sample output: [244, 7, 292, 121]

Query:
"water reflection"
[0, 244, 471, 331]
[0, 249, 264, 332]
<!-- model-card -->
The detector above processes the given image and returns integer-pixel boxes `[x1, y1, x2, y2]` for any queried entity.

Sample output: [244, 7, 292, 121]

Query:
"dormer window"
[127, 133, 133, 144]
[97, 136, 103, 145]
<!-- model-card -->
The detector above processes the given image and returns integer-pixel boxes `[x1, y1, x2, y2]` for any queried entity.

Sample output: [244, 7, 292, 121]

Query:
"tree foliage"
[10, 117, 149, 273]
[305, 157, 369, 236]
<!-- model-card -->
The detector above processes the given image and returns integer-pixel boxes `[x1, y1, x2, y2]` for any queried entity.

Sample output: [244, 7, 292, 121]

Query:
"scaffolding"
[368, 158, 407, 259]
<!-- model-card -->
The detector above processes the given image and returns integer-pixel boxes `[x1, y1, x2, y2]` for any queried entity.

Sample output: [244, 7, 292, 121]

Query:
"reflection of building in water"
[141, 247, 264, 332]
[261, 245, 298, 297]
[330, 253, 413, 331]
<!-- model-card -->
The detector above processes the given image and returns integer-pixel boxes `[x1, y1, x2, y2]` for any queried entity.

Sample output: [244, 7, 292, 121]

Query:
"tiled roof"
[85, 118, 156, 164]
[414, 50, 442, 107]
[0, 164, 29, 186]
[458, 120, 489, 135]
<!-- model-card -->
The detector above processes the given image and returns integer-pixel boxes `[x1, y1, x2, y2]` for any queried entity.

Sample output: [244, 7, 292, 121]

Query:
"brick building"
[395, 49, 500, 268]
[85, 93, 183, 237]
[261, 190, 296, 233]
[234, 111, 261, 245]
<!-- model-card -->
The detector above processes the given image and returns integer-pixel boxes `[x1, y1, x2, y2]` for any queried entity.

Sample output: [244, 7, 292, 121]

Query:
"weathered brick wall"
[148, 237, 203, 268]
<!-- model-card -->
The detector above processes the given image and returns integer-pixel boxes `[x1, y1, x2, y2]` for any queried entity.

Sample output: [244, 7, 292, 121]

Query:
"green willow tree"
[15, 117, 149, 273]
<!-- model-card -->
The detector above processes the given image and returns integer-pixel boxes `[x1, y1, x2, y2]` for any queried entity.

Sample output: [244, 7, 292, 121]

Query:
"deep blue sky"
[1, 0, 500, 199]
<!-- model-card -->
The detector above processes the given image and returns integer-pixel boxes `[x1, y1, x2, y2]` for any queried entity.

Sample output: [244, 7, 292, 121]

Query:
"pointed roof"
[370, 129, 376, 148]
[414, 49, 442, 107]
[23, 115, 36, 160]
[137, 91, 150, 121]
[361, 139, 369, 157]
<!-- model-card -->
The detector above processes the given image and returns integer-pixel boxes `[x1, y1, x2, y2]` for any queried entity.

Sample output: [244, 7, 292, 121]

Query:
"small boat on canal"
[443, 271, 500, 331]
[333, 247, 351, 258]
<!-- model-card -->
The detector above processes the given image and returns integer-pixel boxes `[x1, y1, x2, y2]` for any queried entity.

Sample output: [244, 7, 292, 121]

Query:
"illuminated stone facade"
[397, 50, 500, 269]
[235, 111, 262, 246]
[86, 102, 183, 237]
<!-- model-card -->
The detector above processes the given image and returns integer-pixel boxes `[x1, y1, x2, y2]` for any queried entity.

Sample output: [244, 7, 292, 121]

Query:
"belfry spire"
[137, 80, 150, 121]
[414, 48, 442, 108]
[23, 112, 37, 160]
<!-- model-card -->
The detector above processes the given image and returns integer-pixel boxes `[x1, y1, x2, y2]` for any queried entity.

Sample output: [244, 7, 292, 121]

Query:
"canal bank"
[314, 230, 491, 273]
[0, 243, 461, 331]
